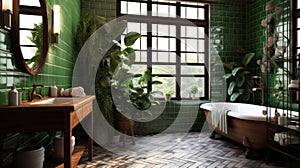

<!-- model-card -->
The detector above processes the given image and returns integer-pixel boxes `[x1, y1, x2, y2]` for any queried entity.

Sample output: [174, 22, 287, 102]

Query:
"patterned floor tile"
[77, 132, 286, 168]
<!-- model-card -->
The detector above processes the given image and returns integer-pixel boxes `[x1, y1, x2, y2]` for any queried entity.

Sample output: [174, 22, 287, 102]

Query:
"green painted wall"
[0, 0, 81, 166]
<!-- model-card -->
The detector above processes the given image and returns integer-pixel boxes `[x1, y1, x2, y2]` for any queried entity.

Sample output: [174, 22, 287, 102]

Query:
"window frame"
[291, 0, 300, 79]
[117, 0, 210, 100]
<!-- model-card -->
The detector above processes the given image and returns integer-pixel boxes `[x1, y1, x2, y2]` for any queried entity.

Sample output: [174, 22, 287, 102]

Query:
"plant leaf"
[124, 32, 142, 46]
[242, 53, 255, 66]
[224, 73, 232, 80]
[236, 74, 245, 87]
[232, 67, 244, 76]
[241, 90, 250, 101]
[228, 81, 236, 96]
[151, 81, 163, 85]
[230, 92, 241, 102]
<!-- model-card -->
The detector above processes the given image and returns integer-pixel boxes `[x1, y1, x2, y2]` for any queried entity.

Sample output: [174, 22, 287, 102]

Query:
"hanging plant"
[257, 0, 290, 75]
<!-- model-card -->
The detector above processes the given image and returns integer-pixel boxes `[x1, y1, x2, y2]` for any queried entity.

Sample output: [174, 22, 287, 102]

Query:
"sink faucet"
[29, 84, 44, 101]
[252, 76, 264, 105]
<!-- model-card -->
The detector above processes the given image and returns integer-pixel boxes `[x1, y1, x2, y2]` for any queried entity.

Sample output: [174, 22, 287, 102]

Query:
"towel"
[62, 87, 86, 97]
[274, 132, 299, 146]
[211, 106, 230, 134]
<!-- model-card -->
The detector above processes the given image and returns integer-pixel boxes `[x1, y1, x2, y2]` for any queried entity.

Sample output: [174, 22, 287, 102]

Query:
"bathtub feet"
[243, 136, 261, 159]
[243, 136, 253, 158]
[209, 131, 216, 139]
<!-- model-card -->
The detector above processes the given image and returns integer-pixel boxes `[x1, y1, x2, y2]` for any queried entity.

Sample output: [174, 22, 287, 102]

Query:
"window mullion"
[176, 1, 181, 100]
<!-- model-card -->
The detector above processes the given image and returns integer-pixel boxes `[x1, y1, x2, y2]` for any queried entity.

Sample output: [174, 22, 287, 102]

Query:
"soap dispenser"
[8, 84, 18, 106]
[50, 83, 57, 97]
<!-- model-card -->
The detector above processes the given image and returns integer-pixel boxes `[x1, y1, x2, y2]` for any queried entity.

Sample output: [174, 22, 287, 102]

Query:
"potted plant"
[224, 52, 255, 102]
[189, 86, 199, 99]
[165, 90, 174, 102]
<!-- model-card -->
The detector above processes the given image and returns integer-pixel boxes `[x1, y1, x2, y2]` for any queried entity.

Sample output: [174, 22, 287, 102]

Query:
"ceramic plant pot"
[14, 145, 45, 168]
[53, 135, 75, 161]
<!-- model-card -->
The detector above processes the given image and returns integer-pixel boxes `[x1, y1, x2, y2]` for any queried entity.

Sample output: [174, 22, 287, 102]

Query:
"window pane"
[181, 77, 204, 98]
[181, 26, 205, 39]
[181, 53, 205, 63]
[297, 31, 300, 47]
[128, 22, 141, 32]
[157, 37, 170, 51]
[152, 77, 176, 98]
[198, 8, 205, 20]
[129, 64, 147, 74]
[153, 4, 176, 18]
[181, 39, 198, 52]
[181, 65, 205, 75]
[153, 52, 176, 63]
[20, 15, 42, 29]
[152, 65, 176, 74]
[297, 18, 300, 28]
[20, 30, 34, 45]
[298, 2, 300, 9]
[121, 1, 128, 14]
[198, 40, 205, 52]
[20, 0, 40, 7]
[140, 51, 147, 62]
[21, 47, 37, 60]
[186, 7, 197, 19]
[128, 2, 140, 15]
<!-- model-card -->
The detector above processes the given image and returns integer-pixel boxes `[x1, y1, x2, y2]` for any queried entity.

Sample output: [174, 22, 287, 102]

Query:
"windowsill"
[165, 100, 210, 105]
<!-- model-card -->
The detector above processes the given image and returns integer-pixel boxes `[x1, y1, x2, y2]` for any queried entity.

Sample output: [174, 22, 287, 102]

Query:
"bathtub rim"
[200, 102, 299, 122]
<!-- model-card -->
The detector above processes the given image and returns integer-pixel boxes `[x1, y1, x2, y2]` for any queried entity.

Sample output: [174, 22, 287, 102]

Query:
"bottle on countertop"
[50, 83, 58, 97]
[8, 84, 18, 106]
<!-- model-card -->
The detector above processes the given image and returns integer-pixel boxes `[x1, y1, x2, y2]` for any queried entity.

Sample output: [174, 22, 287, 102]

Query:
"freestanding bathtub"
[200, 102, 297, 158]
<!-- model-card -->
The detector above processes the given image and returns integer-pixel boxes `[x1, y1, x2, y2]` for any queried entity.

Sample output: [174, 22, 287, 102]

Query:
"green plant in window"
[27, 23, 43, 70]
[224, 52, 255, 102]
[165, 90, 175, 97]
[190, 86, 199, 94]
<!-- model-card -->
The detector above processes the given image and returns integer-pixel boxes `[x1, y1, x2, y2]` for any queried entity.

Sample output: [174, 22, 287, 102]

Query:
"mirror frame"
[10, 0, 49, 75]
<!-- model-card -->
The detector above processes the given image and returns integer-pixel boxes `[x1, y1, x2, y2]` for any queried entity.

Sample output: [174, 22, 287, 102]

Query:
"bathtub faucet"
[252, 76, 264, 105]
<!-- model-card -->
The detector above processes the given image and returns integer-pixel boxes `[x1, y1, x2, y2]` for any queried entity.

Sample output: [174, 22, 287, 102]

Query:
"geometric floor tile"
[77, 131, 287, 168]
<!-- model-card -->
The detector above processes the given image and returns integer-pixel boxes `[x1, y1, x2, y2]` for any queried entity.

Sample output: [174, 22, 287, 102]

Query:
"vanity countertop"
[0, 95, 95, 112]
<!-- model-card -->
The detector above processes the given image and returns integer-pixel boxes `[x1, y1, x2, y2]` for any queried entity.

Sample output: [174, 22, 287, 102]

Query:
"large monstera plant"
[95, 28, 142, 125]
[224, 52, 255, 102]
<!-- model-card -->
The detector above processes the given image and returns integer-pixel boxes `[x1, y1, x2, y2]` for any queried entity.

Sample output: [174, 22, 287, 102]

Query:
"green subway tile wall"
[0, 0, 80, 166]
[81, 0, 116, 21]
[211, 1, 247, 63]
[0, 0, 81, 106]
[210, 2, 248, 102]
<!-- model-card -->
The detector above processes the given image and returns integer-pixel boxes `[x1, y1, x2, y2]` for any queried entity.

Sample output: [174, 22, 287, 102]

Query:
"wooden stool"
[116, 120, 135, 146]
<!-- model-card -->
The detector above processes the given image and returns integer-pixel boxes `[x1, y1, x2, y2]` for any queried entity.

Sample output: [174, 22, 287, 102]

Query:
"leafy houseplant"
[95, 30, 142, 126]
[189, 86, 198, 99]
[224, 52, 255, 102]
[165, 90, 174, 102]
[75, 14, 107, 53]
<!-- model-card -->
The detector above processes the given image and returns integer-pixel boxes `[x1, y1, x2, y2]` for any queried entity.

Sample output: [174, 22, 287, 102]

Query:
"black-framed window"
[292, 0, 300, 79]
[117, 0, 209, 100]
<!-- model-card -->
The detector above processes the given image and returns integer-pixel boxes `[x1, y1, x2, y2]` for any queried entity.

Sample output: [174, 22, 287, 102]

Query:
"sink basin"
[30, 97, 76, 105]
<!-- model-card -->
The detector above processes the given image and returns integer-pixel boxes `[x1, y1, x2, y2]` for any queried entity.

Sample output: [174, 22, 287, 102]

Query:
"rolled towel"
[62, 87, 86, 97]
[274, 132, 299, 146]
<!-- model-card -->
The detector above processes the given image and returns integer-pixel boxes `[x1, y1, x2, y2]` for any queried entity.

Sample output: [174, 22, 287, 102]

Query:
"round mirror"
[10, 0, 49, 75]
